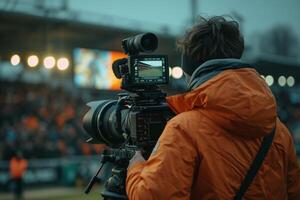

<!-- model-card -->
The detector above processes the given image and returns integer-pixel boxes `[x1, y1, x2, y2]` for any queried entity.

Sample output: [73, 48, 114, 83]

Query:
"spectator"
[9, 151, 28, 200]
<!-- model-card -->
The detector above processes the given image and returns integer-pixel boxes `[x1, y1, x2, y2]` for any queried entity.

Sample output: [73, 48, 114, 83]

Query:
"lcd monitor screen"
[137, 60, 164, 79]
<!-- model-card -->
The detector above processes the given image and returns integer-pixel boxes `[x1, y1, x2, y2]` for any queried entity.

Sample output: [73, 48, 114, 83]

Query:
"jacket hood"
[167, 59, 277, 138]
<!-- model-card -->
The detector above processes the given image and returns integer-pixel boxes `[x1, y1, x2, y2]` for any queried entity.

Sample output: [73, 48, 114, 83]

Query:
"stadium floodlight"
[11, 54, 20, 66]
[278, 76, 286, 87]
[171, 66, 183, 79]
[287, 76, 295, 87]
[43, 56, 56, 69]
[27, 55, 39, 67]
[265, 75, 274, 86]
[57, 57, 69, 70]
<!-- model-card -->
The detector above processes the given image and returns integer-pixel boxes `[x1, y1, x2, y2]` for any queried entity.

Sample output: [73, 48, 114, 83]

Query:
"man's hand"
[128, 151, 146, 169]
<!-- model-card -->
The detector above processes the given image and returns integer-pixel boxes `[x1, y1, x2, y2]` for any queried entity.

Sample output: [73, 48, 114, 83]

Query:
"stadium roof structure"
[0, 10, 178, 64]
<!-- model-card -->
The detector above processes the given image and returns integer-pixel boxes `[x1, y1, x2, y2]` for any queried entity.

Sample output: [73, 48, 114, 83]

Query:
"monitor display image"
[137, 60, 163, 79]
[73, 48, 126, 90]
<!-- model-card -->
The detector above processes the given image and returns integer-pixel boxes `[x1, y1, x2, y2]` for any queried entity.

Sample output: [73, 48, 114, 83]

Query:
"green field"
[0, 186, 103, 200]
[43, 192, 100, 200]
[139, 67, 162, 77]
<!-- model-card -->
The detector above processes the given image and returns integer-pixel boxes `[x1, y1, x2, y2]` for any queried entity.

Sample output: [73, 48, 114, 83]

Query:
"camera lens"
[140, 33, 158, 52]
[122, 32, 158, 54]
[83, 100, 126, 147]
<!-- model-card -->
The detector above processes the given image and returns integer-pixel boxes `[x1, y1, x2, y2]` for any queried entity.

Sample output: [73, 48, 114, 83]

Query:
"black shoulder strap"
[234, 126, 276, 200]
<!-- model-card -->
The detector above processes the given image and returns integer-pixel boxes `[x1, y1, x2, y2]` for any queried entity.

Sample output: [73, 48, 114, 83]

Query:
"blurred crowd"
[274, 87, 300, 153]
[0, 82, 299, 161]
[0, 82, 105, 161]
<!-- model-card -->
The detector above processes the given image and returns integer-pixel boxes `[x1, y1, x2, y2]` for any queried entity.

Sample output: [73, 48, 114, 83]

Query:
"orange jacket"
[10, 157, 28, 179]
[126, 60, 300, 200]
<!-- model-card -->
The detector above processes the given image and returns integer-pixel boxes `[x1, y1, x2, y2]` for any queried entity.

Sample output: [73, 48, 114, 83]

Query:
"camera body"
[83, 33, 175, 199]
[129, 104, 170, 146]
[120, 88, 173, 150]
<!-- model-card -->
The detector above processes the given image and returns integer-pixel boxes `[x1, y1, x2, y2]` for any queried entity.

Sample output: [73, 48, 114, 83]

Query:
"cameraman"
[126, 16, 300, 199]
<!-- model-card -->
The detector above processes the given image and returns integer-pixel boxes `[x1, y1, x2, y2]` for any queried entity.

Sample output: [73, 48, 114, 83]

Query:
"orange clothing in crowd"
[58, 139, 67, 155]
[126, 60, 300, 199]
[24, 116, 39, 131]
[55, 105, 75, 130]
[10, 157, 28, 179]
[93, 144, 106, 154]
[81, 143, 92, 155]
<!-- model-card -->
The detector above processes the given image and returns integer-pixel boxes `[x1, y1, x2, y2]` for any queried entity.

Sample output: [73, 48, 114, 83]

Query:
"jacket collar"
[188, 58, 253, 90]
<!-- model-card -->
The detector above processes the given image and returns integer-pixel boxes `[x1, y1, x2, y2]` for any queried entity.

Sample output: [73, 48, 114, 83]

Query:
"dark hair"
[177, 16, 244, 70]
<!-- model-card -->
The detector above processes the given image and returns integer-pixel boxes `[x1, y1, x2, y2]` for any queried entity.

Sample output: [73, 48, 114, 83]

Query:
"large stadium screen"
[73, 48, 126, 90]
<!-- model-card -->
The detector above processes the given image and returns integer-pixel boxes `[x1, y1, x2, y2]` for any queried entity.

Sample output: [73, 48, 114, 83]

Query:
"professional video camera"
[83, 33, 175, 200]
